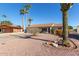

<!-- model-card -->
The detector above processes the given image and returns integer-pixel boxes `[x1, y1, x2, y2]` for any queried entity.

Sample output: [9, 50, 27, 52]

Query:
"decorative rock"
[52, 42, 58, 47]
[45, 41, 58, 47]
[54, 41, 58, 44]
[46, 42, 52, 45]
[58, 40, 63, 45]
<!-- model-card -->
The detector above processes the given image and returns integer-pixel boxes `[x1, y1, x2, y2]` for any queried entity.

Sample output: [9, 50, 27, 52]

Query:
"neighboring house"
[26, 23, 63, 33]
[0, 24, 23, 33]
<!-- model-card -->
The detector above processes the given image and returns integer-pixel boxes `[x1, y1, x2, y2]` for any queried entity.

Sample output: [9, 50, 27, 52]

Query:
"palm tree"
[61, 3, 73, 44]
[2, 15, 7, 25]
[24, 4, 31, 27]
[27, 18, 32, 26]
[20, 4, 31, 31]
[2, 15, 7, 21]
[24, 4, 31, 11]
[2, 15, 7, 18]
[20, 8, 28, 31]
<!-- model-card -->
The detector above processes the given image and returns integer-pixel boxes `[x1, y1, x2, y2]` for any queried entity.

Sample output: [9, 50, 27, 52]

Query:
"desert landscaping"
[0, 32, 78, 56]
[0, 3, 79, 56]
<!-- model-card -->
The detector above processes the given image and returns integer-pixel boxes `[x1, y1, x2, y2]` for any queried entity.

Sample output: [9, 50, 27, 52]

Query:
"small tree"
[51, 27, 55, 34]
[68, 26, 73, 29]
[0, 20, 13, 25]
[27, 18, 32, 26]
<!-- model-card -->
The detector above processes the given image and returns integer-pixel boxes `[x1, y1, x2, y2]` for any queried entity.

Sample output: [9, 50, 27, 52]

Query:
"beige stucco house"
[26, 23, 63, 33]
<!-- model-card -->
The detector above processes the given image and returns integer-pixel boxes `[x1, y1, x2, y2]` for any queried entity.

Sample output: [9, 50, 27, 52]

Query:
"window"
[0, 29, 1, 32]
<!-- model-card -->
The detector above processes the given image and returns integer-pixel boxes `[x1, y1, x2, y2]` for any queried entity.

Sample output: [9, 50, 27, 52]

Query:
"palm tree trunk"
[22, 15, 24, 31]
[62, 11, 68, 40]
[27, 14, 29, 27]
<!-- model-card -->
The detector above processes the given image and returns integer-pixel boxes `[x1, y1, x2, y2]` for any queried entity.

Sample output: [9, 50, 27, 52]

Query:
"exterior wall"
[13, 28, 22, 32]
[0, 26, 22, 33]
[26, 24, 63, 34]
[27, 27, 42, 33]
[27, 27, 51, 33]
[41, 27, 50, 33]
[1, 28, 13, 33]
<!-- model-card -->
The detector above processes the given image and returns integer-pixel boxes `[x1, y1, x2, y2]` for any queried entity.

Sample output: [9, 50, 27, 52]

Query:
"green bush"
[55, 29, 71, 36]
[51, 27, 54, 34]
[55, 29, 62, 36]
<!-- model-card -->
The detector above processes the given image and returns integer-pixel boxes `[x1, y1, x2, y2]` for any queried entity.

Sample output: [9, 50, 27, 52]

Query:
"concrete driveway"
[0, 32, 79, 56]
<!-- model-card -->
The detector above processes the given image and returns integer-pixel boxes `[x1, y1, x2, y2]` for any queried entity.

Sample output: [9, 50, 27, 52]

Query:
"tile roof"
[0, 24, 22, 29]
[27, 23, 62, 28]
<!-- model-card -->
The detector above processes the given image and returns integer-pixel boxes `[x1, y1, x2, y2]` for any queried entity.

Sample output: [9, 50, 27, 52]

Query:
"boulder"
[52, 42, 58, 47]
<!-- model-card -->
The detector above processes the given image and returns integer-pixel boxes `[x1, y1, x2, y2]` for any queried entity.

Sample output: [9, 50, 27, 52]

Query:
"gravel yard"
[0, 32, 79, 56]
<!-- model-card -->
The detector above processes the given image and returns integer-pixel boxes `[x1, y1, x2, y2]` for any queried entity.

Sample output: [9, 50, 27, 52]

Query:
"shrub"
[55, 29, 70, 36]
[68, 26, 73, 29]
[51, 27, 55, 34]
[27, 27, 42, 36]
[74, 29, 77, 32]
[55, 29, 62, 36]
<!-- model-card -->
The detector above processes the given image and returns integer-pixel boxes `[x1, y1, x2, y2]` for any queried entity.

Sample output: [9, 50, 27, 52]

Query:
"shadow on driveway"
[10, 35, 31, 39]
[69, 33, 79, 40]
[10, 34, 53, 42]
[11, 33, 79, 42]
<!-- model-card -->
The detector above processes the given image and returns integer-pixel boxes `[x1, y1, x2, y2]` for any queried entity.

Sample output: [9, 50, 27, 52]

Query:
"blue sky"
[0, 3, 79, 28]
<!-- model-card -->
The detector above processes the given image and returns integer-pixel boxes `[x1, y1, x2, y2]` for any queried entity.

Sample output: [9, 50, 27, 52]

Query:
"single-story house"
[0, 24, 23, 33]
[26, 23, 63, 33]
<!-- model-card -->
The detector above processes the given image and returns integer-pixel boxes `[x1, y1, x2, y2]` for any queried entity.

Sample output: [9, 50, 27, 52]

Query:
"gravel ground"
[0, 32, 79, 56]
